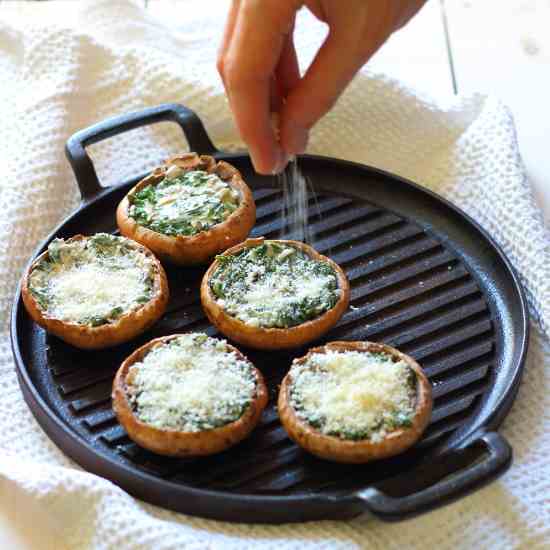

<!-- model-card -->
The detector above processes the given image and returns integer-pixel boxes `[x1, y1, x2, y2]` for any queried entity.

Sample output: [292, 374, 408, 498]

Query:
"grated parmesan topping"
[28, 234, 155, 326]
[126, 333, 257, 432]
[289, 349, 416, 441]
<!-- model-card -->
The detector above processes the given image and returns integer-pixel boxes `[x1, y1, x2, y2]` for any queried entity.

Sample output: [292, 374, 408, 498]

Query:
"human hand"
[217, 0, 426, 174]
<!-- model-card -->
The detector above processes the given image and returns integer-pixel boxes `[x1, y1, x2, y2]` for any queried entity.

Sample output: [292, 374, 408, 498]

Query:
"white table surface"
[0, 0, 548, 548]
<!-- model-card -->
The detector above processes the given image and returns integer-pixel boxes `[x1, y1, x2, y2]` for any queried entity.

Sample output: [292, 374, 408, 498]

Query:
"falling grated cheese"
[127, 333, 257, 431]
[290, 350, 416, 441]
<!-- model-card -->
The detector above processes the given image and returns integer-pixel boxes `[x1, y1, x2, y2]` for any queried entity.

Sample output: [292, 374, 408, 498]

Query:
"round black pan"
[11, 103, 529, 523]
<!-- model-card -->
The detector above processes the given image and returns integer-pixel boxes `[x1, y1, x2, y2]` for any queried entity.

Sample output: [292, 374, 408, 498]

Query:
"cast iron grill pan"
[11, 104, 528, 523]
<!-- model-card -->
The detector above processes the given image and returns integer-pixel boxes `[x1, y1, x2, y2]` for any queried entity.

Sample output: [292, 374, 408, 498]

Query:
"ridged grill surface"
[42, 186, 495, 496]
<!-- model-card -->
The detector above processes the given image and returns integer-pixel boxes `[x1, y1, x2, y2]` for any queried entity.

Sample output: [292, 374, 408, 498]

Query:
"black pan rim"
[10, 152, 529, 512]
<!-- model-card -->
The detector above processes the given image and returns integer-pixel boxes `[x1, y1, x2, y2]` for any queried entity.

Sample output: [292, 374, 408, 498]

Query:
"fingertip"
[271, 151, 291, 175]
[249, 144, 286, 175]
[280, 119, 309, 156]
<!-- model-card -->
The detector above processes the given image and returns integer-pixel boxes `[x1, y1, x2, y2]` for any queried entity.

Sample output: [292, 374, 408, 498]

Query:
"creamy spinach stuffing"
[28, 233, 155, 327]
[289, 350, 416, 442]
[209, 241, 341, 329]
[127, 333, 257, 431]
[128, 169, 240, 236]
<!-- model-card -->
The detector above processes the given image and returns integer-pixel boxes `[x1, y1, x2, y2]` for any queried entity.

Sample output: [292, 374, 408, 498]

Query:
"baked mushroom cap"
[21, 234, 169, 350]
[278, 341, 432, 463]
[116, 152, 256, 265]
[200, 237, 350, 350]
[112, 333, 268, 457]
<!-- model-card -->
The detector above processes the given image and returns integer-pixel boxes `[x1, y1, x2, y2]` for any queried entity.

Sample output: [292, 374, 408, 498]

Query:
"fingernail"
[271, 150, 290, 175]
[286, 123, 309, 155]
[249, 148, 272, 175]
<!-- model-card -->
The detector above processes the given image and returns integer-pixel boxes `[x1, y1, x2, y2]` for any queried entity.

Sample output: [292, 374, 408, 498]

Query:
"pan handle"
[65, 103, 217, 202]
[353, 431, 511, 521]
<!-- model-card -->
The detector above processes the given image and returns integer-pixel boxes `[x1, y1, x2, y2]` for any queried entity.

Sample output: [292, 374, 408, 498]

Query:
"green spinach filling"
[128, 169, 239, 236]
[209, 241, 340, 329]
[28, 233, 155, 326]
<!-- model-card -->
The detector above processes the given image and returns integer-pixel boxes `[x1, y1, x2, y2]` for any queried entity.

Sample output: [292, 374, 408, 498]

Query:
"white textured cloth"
[0, 1, 549, 549]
